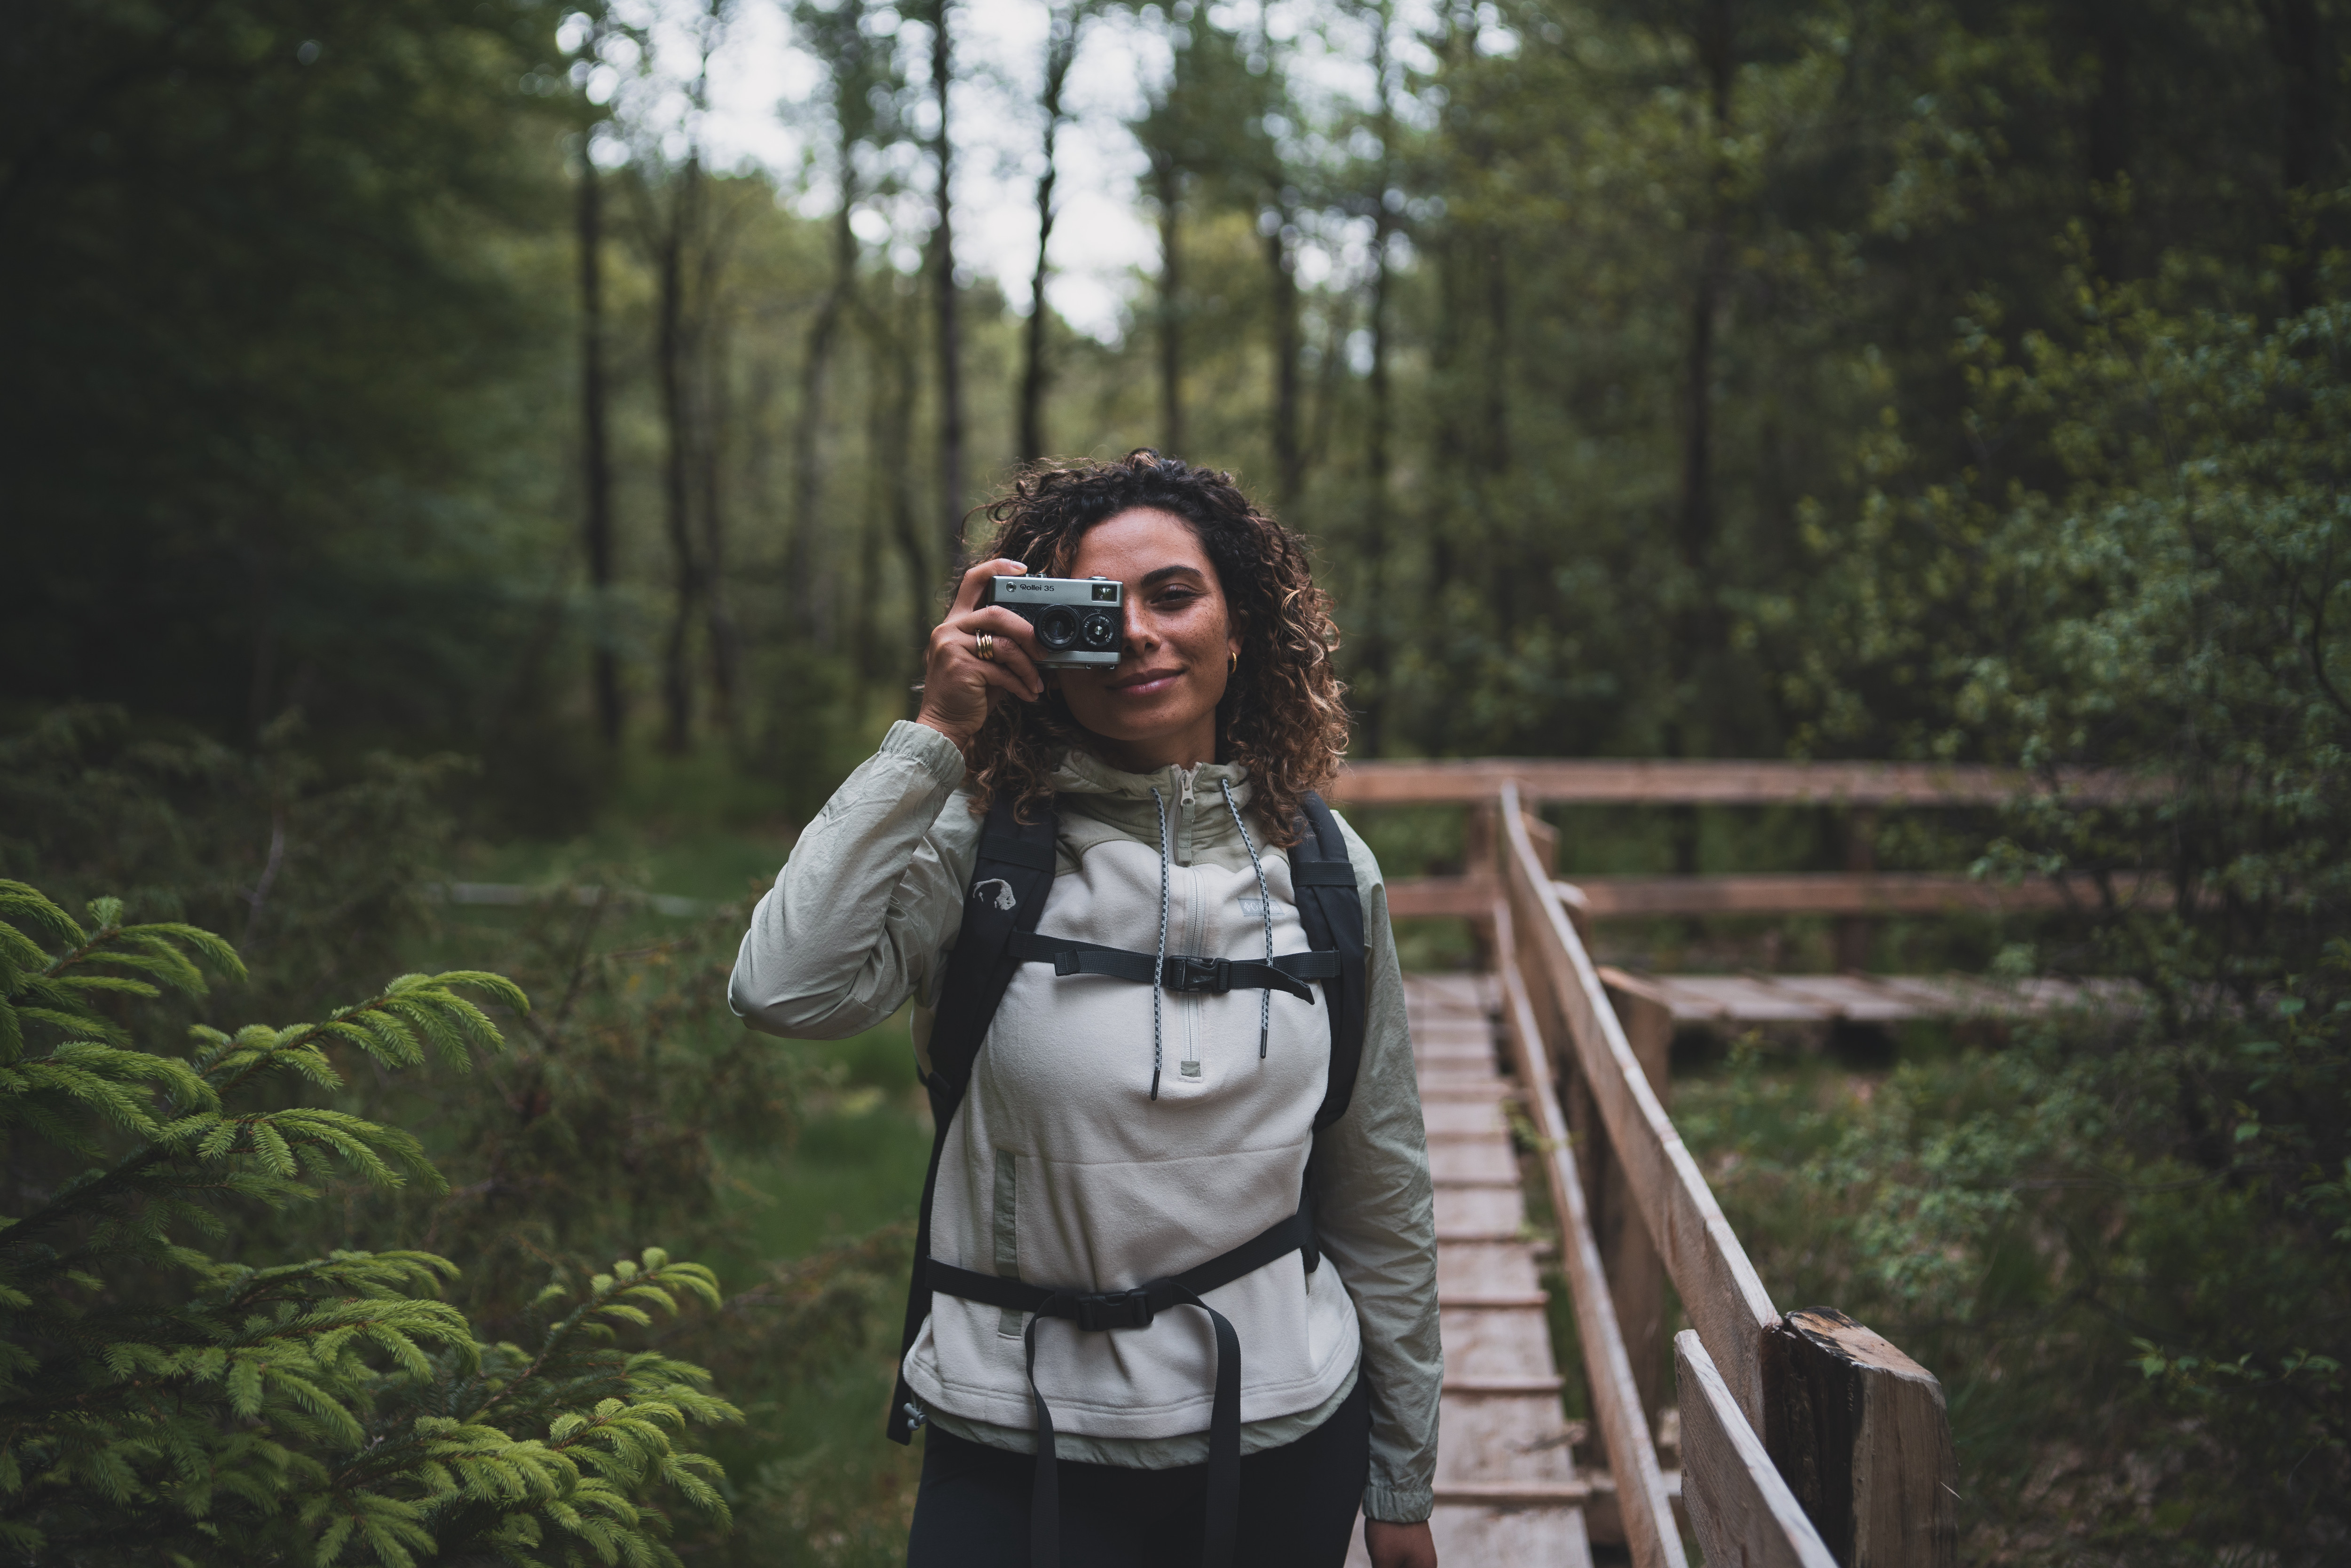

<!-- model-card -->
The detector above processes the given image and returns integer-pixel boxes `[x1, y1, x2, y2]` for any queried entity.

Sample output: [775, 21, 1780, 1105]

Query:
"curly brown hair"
[963, 450, 1349, 844]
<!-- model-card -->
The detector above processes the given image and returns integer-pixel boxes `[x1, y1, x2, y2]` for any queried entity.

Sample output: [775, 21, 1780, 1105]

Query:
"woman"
[730, 452, 1440, 1568]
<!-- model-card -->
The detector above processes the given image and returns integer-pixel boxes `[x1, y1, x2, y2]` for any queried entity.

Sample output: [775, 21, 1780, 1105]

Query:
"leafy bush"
[1731, 270, 2351, 1560]
[0, 881, 739, 1567]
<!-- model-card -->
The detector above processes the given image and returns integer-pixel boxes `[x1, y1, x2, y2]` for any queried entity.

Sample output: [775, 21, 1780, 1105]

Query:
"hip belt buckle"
[1073, 1287, 1156, 1332]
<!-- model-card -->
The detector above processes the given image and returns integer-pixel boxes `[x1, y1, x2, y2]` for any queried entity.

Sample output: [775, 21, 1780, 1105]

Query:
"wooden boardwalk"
[1347, 973, 1594, 1568]
[1321, 767, 1970, 1568]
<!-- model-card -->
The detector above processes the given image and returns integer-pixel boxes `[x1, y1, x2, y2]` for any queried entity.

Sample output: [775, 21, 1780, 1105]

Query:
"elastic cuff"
[1362, 1482, 1434, 1525]
[881, 718, 968, 789]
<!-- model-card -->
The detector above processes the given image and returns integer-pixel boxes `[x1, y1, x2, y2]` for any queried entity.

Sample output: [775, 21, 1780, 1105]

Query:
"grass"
[719, 1017, 934, 1268]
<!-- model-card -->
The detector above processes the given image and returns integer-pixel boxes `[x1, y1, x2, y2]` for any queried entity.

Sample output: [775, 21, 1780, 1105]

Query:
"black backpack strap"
[926, 796, 1060, 1106]
[886, 793, 1059, 1446]
[1289, 790, 1367, 1132]
[924, 1199, 1316, 1568]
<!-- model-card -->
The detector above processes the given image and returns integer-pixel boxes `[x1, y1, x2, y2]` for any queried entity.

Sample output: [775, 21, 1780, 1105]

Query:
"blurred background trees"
[15, 0, 2343, 792]
[5, 0, 2351, 1560]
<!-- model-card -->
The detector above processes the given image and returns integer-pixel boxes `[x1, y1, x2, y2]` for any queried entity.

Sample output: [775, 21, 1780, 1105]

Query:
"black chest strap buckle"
[1073, 1287, 1156, 1332]
[1162, 954, 1230, 993]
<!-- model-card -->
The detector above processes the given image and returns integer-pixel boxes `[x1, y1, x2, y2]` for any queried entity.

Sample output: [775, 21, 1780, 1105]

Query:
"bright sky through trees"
[606, 0, 1441, 339]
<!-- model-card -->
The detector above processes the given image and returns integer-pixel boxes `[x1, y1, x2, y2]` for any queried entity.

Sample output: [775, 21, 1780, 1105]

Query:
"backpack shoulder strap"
[886, 791, 1058, 1445]
[1288, 789, 1367, 1132]
[924, 794, 1059, 1110]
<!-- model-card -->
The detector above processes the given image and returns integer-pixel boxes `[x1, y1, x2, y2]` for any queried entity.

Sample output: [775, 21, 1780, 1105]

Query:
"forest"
[4, 0, 2349, 1561]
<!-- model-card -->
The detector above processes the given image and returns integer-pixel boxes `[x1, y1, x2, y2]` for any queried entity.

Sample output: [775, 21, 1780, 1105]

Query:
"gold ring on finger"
[975, 631, 995, 662]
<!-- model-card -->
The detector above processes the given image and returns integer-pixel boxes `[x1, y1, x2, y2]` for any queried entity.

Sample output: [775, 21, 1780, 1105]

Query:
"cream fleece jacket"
[728, 721, 1440, 1523]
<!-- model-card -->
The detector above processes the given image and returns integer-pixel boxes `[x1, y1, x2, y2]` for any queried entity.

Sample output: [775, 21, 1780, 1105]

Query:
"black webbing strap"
[923, 1202, 1317, 1568]
[1290, 793, 1367, 1132]
[889, 797, 1060, 1448]
[1002, 929, 1337, 1002]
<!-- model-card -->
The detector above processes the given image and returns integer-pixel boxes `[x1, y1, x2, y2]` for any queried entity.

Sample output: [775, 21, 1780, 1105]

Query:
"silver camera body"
[981, 574, 1125, 669]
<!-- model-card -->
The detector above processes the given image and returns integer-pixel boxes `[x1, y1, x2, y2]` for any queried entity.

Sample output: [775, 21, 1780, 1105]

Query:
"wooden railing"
[1371, 763, 1964, 1568]
[1498, 785, 1958, 1566]
[1328, 756, 2154, 807]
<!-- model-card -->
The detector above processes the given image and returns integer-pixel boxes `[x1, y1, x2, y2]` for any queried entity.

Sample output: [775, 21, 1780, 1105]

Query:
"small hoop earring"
[1229, 650, 1239, 675]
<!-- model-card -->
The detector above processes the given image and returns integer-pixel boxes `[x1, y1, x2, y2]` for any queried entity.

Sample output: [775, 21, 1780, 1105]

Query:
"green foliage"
[0, 706, 464, 1019]
[2, 0, 577, 747]
[1679, 274, 2351, 1559]
[0, 881, 740, 1567]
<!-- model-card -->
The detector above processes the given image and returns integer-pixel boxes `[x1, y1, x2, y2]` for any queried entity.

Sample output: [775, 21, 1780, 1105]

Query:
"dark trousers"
[905, 1371, 1371, 1568]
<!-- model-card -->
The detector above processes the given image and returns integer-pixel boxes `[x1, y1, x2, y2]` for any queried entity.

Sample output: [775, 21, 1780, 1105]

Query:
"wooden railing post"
[1763, 1310, 1959, 1568]
[1463, 799, 1499, 874]
[1835, 809, 1879, 972]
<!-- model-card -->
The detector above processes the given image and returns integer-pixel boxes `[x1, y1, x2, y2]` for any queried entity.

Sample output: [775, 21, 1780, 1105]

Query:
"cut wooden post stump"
[1763, 1308, 1958, 1568]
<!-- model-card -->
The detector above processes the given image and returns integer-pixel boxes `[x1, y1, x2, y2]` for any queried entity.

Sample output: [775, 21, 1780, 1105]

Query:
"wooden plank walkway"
[1348, 973, 1594, 1567]
[1607, 967, 2142, 1025]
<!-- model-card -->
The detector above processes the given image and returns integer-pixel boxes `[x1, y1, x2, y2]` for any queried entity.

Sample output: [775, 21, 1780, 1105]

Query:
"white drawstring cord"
[1222, 781, 1274, 1059]
[1150, 786, 1170, 1100]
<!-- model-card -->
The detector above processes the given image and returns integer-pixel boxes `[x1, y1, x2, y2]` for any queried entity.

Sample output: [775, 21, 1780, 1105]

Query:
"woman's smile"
[1106, 665, 1184, 698]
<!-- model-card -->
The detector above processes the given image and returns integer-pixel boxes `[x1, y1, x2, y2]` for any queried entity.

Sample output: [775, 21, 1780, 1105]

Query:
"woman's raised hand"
[915, 558, 1048, 756]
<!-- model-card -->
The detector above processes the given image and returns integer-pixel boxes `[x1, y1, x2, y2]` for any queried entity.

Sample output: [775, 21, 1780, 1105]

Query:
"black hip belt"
[921, 1200, 1319, 1568]
[1004, 930, 1340, 1003]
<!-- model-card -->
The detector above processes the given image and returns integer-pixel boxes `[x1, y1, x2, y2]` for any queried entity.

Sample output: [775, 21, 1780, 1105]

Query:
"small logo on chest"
[973, 879, 1018, 912]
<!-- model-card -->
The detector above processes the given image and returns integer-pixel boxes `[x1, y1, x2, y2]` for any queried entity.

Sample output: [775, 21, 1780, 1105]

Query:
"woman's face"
[1054, 506, 1239, 772]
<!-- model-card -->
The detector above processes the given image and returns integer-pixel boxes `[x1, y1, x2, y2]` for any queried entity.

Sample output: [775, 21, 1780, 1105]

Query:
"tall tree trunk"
[1265, 217, 1302, 506]
[699, 311, 741, 743]
[1427, 228, 1462, 615]
[2084, 1, 2132, 281]
[1021, 4, 1082, 465]
[1669, 0, 1734, 871]
[2265, 0, 2324, 313]
[657, 157, 702, 755]
[1155, 157, 1184, 457]
[1360, 0, 1396, 756]
[887, 289, 931, 685]
[792, 198, 856, 640]
[1482, 236, 1510, 477]
[576, 145, 622, 747]
[929, 1, 967, 568]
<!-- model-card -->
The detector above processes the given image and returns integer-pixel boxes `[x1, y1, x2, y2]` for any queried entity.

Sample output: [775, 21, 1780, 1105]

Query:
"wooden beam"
[1614, 970, 2140, 1026]
[1763, 1309, 1959, 1568]
[1332, 757, 2157, 808]
[1442, 1376, 1568, 1395]
[1564, 872, 2163, 918]
[1677, 1331, 1840, 1568]
[1387, 875, 1500, 919]
[1384, 870, 2163, 921]
[1495, 908, 1687, 1568]
[1501, 785, 1782, 1434]
[1434, 1481, 1594, 1506]
[1602, 973, 1674, 1425]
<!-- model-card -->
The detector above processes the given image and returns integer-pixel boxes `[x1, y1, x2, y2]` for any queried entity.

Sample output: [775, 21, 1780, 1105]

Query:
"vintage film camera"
[980, 574, 1125, 669]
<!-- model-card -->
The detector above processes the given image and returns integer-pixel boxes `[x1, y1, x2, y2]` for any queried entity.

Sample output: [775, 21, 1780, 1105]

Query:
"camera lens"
[1036, 606, 1080, 649]
[1080, 611, 1118, 649]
